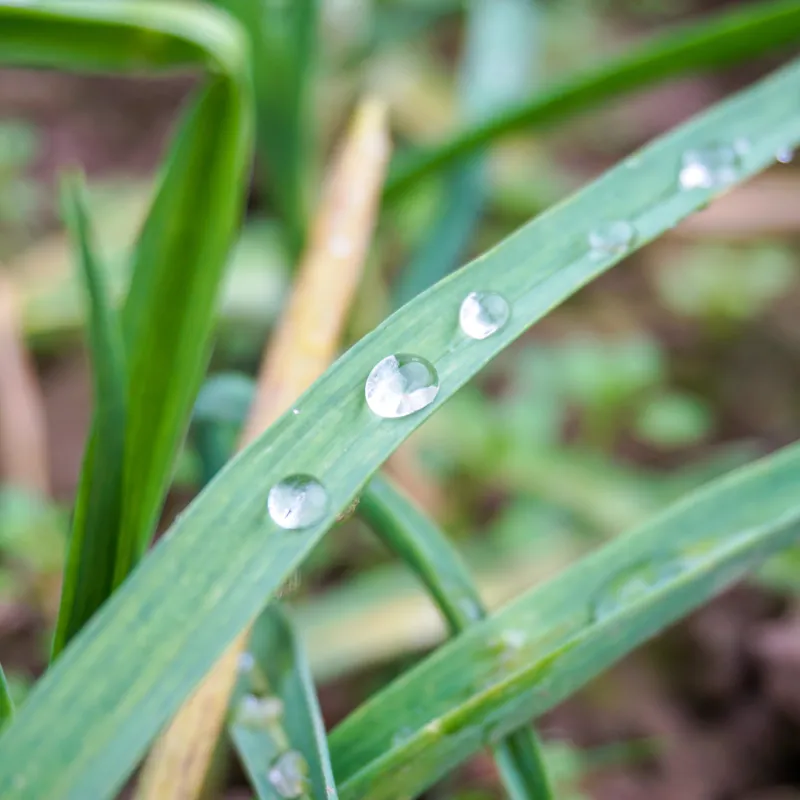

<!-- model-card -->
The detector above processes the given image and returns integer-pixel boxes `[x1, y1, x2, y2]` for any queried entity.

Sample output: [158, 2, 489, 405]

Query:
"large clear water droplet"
[776, 146, 794, 164]
[459, 291, 510, 340]
[588, 220, 636, 258]
[678, 144, 740, 190]
[268, 750, 308, 798]
[235, 694, 284, 728]
[592, 558, 684, 623]
[268, 475, 328, 530]
[365, 354, 439, 418]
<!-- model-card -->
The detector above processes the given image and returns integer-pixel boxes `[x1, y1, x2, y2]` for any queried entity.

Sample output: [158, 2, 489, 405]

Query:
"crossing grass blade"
[0, 55, 798, 800]
[330, 441, 800, 799]
[52, 173, 127, 655]
[361, 475, 553, 799]
[231, 605, 339, 800]
[210, 0, 319, 256]
[385, 0, 800, 199]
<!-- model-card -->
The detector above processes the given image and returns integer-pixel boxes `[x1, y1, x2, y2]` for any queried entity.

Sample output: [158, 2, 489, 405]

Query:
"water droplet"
[588, 220, 636, 258]
[365, 354, 439, 418]
[776, 146, 794, 164]
[292, 408, 300, 415]
[237, 652, 256, 675]
[268, 750, 308, 798]
[459, 291, 510, 340]
[235, 694, 284, 728]
[678, 144, 740, 190]
[268, 475, 328, 530]
[591, 558, 684, 623]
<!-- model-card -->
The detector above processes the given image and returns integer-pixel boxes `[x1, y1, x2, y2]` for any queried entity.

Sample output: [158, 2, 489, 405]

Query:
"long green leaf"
[210, 0, 318, 256]
[232, 605, 338, 800]
[0, 665, 14, 730]
[53, 172, 126, 652]
[360, 475, 552, 799]
[0, 55, 798, 800]
[330, 441, 800, 799]
[385, 0, 800, 198]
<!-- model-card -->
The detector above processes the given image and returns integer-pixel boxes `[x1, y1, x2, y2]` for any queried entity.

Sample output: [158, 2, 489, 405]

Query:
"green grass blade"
[232, 605, 338, 800]
[360, 475, 553, 799]
[393, 0, 538, 305]
[114, 75, 253, 584]
[330, 441, 800, 799]
[1, 2, 254, 656]
[0, 665, 14, 730]
[0, 56, 798, 800]
[52, 173, 127, 655]
[385, 0, 800, 198]
[210, 0, 318, 256]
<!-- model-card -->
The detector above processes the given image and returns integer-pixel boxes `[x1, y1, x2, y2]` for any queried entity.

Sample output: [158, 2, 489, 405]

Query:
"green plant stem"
[360, 474, 554, 799]
[0, 665, 14, 729]
[385, 0, 800, 198]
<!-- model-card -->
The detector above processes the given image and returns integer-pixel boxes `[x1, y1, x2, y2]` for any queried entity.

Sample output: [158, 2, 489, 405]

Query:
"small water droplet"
[776, 146, 794, 164]
[235, 694, 284, 728]
[292, 408, 300, 415]
[678, 144, 740, 190]
[365, 354, 439, 418]
[268, 475, 328, 530]
[588, 220, 636, 258]
[591, 558, 684, 622]
[268, 750, 308, 798]
[459, 291, 510, 340]
[237, 652, 256, 675]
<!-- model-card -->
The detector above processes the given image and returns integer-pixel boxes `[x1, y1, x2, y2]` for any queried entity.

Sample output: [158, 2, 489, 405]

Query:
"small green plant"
[1, 1, 800, 799]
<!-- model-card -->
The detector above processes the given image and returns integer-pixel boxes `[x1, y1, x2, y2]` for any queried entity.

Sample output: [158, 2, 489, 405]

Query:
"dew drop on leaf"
[268, 750, 308, 798]
[591, 558, 685, 623]
[268, 475, 328, 530]
[678, 144, 740, 190]
[234, 694, 284, 729]
[776, 146, 794, 164]
[588, 220, 636, 258]
[459, 291, 510, 340]
[365, 354, 439, 418]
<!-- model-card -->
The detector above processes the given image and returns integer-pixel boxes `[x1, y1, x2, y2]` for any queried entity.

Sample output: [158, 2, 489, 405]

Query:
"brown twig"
[0, 271, 49, 495]
[135, 97, 391, 800]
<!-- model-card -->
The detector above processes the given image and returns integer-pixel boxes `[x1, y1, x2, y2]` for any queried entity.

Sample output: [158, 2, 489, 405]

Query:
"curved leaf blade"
[330, 441, 800, 799]
[0, 55, 798, 800]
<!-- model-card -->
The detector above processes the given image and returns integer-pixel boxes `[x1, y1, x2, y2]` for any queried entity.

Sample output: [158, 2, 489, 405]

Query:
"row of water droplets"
[234, 653, 311, 798]
[265, 139, 795, 532]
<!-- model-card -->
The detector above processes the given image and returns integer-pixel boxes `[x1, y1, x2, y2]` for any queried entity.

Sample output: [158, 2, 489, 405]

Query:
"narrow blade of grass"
[330, 441, 800, 799]
[210, 0, 319, 256]
[0, 665, 13, 730]
[0, 57, 798, 799]
[232, 605, 339, 800]
[385, 0, 800, 198]
[361, 475, 553, 799]
[393, 0, 539, 305]
[52, 173, 127, 654]
[113, 74, 253, 586]
[136, 98, 389, 800]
